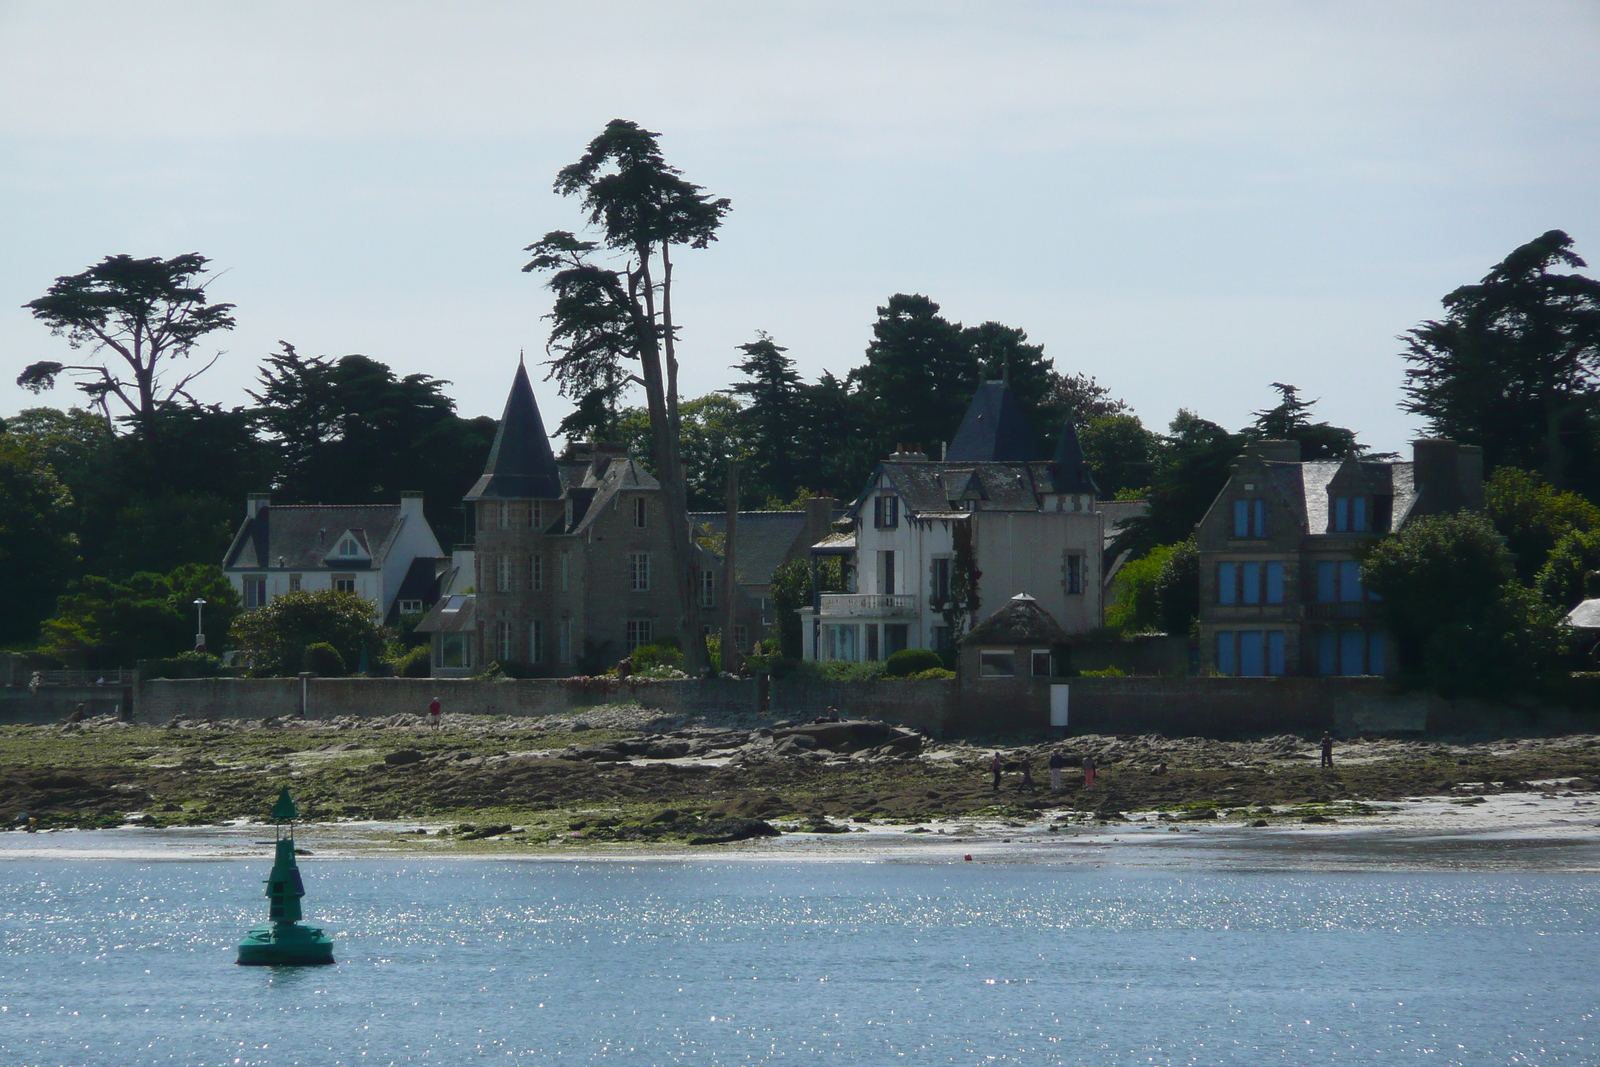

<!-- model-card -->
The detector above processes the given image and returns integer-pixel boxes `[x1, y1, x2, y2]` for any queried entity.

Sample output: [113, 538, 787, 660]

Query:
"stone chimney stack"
[804, 495, 836, 546]
[247, 493, 270, 520]
[399, 491, 425, 522]
[1245, 439, 1301, 463]
[1412, 439, 1485, 515]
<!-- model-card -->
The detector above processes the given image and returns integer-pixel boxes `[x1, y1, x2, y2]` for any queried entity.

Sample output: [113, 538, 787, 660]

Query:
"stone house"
[417, 361, 766, 676]
[800, 380, 1104, 662]
[956, 592, 1070, 729]
[222, 493, 447, 624]
[1196, 438, 1484, 677]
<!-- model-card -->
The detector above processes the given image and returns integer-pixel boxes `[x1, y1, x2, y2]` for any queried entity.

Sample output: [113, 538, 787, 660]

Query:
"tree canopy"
[230, 589, 388, 676]
[38, 564, 237, 668]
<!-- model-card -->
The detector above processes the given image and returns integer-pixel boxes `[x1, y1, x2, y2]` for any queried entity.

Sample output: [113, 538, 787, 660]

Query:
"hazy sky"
[2, 1, 1597, 454]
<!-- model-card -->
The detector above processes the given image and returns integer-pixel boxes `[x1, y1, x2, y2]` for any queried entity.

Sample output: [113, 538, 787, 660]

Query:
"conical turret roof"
[1048, 418, 1099, 494]
[946, 381, 1044, 462]
[465, 361, 563, 501]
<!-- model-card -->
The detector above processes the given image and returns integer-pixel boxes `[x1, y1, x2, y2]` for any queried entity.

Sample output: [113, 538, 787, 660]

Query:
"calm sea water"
[2, 844, 1597, 1066]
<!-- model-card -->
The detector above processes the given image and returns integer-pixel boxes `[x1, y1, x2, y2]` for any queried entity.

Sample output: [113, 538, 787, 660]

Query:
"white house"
[801, 382, 1106, 661]
[222, 492, 447, 622]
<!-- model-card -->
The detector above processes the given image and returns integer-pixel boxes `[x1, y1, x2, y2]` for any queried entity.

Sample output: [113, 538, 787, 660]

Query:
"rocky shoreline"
[4, 706, 1600, 845]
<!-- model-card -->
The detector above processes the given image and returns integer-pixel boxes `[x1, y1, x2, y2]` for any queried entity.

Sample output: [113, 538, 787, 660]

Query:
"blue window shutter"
[1339, 561, 1361, 602]
[1267, 631, 1285, 675]
[1317, 561, 1336, 603]
[888, 496, 899, 527]
[1233, 500, 1248, 537]
[1253, 499, 1266, 537]
[1241, 561, 1261, 605]
[1334, 496, 1349, 532]
[1217, 631, 1236, 675]
[1353, 497, 1368, 532]
[1265, 561, 1284, 604]
[1239, 631, 1265, 676]
[1318, 631, 1336, 675]
[1217, 562, 1237, 605]
[1368, 631, 1386, 675]
[1340, 631, 1365, 675]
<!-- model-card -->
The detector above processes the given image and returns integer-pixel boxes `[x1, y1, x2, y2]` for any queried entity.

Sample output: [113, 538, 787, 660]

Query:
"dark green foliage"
[1113, 411, 1243, 560]
[1049, 371, 1129, 428]
[1107, 545, 1173, 634]
[1534, 528, 1600, 610]
[0, 435, 80, 646]
[38, 564, 238, 668]
[729, 332, 806, 504]
[230, 589, 387, 676]
[619, 395, 750, 509]
[140, 652, 228, 679]
[250, 344, 495, 544]
[303, 642, 346, 676]
[1402, 230, 1600, 492]
[1154, 539, 1200, 637]
[1079, 414, 1160, 498]
[1246, 383, 1362, 460]
[944, 520, 982, 643]
[770, 556, 844, 658]
[964, 320, 1058, 447]
[793, 370, 877, 502]
[1362, 513, 1566, 696]
[21, 254, 237, 439]
[850, 294, 978, 457]
[884, 648, 943, 677]
[1484, 466, 1600, 582]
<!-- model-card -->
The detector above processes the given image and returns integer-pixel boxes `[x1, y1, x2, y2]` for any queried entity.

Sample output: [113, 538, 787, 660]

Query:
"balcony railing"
[818, 593, 920, 618]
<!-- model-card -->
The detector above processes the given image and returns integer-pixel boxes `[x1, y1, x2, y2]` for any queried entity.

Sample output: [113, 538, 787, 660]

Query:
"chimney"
[1413, 439, 1469, 514]
[399, 491, 425, 521]
[804, 495, 836, 545]
[247, 493, 270, 520]
[1458, 444, 1485, 510]
[1245, 439, 1301, 463]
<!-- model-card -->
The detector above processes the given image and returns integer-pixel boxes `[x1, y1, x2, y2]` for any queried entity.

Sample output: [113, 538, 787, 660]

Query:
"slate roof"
[465, 361, 563, 501]
[224, 504, 411, 571]
[1250, 457, 1420, 535]
[960, 593, 1070, 646]
[384, 556, 448, 624]
[853, 460, 1066, 519]
[947, 381, 1046, 462]
[414, 593, 476, 634]
[568, 457, 659, 535]
[1049, 418, 1098, 494]
[688, 511, 817, 588]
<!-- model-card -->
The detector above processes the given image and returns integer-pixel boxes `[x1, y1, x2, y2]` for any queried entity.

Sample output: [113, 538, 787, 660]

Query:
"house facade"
[221, 492, 447, 623]
[800, 381, 1105, 661]
[1196, 437, 1484, 677]
[418, 361, 765, 676]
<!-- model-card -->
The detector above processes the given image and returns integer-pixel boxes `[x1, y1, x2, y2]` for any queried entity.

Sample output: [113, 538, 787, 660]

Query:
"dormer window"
[873, 495, 900, 529]
[1331, 496, 1370, 533]
[1233, 499, 1266, 538]
[337, 537, 360, 557]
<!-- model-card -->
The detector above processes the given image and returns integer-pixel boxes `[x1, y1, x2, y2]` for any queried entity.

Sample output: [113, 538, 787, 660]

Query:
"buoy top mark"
[271, 787, 298, 823]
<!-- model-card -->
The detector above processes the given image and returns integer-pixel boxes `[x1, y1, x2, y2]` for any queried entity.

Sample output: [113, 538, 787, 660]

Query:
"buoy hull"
[236, 923, 335, 966]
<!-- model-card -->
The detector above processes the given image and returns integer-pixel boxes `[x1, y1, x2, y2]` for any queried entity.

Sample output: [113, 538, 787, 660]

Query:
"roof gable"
[465, 361, 563, 501]
[224, 504, 408, 570]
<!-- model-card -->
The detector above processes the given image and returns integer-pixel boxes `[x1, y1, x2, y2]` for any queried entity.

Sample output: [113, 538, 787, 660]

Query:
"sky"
[2, 1, 1597, 455]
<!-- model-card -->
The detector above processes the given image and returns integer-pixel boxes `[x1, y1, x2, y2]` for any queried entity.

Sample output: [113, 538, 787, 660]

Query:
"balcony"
[818, 593, 920, 618]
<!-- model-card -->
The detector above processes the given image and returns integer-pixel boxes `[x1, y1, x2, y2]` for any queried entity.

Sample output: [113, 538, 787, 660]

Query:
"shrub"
[884, 649, 943, 677]
[1079, 666, 1126, 677]
[139, 651, 227, 679]
[393, 644, 432, 678]
[230, 589, 386, 676]
[303, 642, 346, 676]
[906, 666, 956, 680]
[629, 643, 684, 673]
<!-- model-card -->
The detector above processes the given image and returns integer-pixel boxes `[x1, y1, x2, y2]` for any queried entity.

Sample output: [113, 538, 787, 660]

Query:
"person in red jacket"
[428, 696, 441, 728]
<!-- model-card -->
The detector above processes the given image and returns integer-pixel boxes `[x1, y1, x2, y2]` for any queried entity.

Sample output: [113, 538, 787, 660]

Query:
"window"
[733, 624, 750, 653]
[531, 554, 544, 592]
[629, 552, 651, 592]
[1217, 561, 1284, 605]
[561, 551, 570, 591]
[1318, 630, 1387, 675]
[873, 494, 899, 529]
[399, 600, 423, 614]
[633, 497, 647, 528]
[979, 650, 1016, 678]
[625, 619, 653, 651]
[931, 625, 952, 652]
[1331, 496, 1370, 533]
[1032, 649, 1053, 677]
[877, 550, 896, 595]
[243, 575, 267, 608]
[496, 555, 512, 593]
[288, 573, 301, 593]
[865, 625, 880, 662]
[1064, 553, 1084, 595]
[700, 568, 717, 609]
[1232, 498, 1266, 538]
[529, 620, 545, 664]
[558, 619, 572, 664]
[525, 501, 538, 529]
[1215, 630, 1285, 676]
[440, 633, 469, 669]
[1338, 561, 1362, 602]
[495, 621, 512, 662]
[882, 623, 906, 657]
[827, 624, 858, 662]
[332, 574, 356, 594]
[497, 501, 511, 530]
[931, 557, 951, 603]
[337, 536, 360, 558]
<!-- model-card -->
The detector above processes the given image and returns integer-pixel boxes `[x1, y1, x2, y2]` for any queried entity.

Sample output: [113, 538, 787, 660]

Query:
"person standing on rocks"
[1082, 754, 1097, 789]
[428, 697, 441, 728]
[990, 752, 1003, 792]
[1049, 750, 1064, 792]
[1017, 758, 1036, 794]
[1320, 731, 1334, 768]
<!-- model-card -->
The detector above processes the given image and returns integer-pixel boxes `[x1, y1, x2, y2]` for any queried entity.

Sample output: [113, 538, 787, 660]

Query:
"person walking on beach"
[428, 696, 441, 728]
[1082, 754, 1097, 789]
[1048, 750, 1064, 792]
[1017, 758, 1036, 794]
[1320, 731, 1334, 768]
[990, 752, 1003, 792]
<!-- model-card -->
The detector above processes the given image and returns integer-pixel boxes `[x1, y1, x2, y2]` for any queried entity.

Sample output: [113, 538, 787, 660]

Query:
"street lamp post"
[193, 598, 207, 654]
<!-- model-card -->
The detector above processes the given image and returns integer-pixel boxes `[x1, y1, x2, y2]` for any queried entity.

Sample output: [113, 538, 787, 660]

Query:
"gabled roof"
[947, 381, 1044, 462]
[1225, 457, 1418, 537]
[960, 593, 1070, 646]
[414, 593, 476, 634]
[855, 460, 1061, 518]
[224, 504, 415, 571]
[568, 456, 660, 535]
[688, 510, 843, 588]
[465, 361, 563, 501]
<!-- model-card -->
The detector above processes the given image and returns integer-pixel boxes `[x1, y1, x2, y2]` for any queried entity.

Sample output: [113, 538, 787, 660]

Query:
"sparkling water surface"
[2, 849, 1597, 1065]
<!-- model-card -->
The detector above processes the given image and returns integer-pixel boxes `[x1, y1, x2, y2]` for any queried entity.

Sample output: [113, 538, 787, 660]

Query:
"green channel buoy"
[236, 787, 335, 966]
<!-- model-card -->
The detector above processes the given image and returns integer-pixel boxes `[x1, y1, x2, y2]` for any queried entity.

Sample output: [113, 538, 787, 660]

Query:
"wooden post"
[722, 460, 741, 676]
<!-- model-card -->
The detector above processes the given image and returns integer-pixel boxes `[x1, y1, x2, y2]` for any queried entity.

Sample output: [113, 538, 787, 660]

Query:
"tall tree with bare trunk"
[523, 120, 731, 671]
